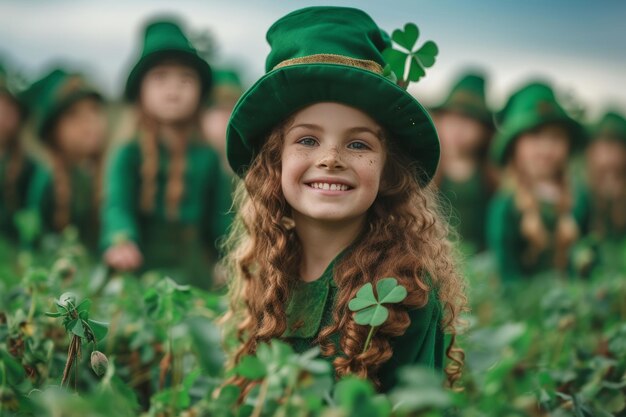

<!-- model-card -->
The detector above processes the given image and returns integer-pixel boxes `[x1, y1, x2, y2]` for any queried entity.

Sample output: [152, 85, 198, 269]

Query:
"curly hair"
[220, 117, 468, 393]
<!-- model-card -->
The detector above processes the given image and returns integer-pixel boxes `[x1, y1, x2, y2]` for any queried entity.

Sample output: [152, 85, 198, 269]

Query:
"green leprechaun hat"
[124, 17, 211, 101]
[22, 68, 103, 140]
[226, 6, 440, 184]
[589, 111, 626, 144]
[207, 68, 244, 107]
[432, 72, 493, 127]
[491, 81, 584, 165]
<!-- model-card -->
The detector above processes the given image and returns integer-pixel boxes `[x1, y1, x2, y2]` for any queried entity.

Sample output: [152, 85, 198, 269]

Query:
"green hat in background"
[491, 81, 584, 165]
[207, 68, 244, 107]
[124, 18, 212, 101]
[21, 68, 103, 140]
[226, 6, 440, 184]
[432, 72, 493, 127]
[589, 111, 626, 144]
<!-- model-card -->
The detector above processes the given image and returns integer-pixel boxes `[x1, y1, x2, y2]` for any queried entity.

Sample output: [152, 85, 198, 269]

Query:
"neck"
[294, 213, 365, 282]
[158, 122, 193, 149]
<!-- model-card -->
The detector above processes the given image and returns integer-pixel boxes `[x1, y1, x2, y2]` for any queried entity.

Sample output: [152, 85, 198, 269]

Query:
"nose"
[316, 146, 345, 170]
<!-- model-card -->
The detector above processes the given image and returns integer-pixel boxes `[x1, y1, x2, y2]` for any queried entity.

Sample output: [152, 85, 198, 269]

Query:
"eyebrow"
[286, 123, 381, 138]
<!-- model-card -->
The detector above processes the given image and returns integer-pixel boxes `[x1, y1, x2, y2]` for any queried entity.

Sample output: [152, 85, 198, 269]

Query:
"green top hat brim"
[227, 63, 440, 185]
[491, 112, 584, 166]
[38, 89, 103, 140]
[124, 50, 212, 101]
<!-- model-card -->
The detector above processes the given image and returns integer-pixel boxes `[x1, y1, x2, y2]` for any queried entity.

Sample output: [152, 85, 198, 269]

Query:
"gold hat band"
[272, 53, 384, 74]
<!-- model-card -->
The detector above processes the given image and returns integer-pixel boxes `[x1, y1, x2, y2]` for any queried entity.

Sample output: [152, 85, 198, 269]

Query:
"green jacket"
[439, 170, 492, 253]
[0, 153, 37, 240]
[100, 138, 233, 286]
[26, 162, 99, 250]
[487, 188, 589, 281]
[283, 250, 444, 392]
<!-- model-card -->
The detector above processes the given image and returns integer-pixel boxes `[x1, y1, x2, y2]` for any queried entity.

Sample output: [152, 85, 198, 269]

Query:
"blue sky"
[1, 0, 625, 119]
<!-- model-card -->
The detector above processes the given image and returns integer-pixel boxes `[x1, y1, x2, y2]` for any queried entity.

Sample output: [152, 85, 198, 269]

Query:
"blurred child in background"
[101, 17, 232, 288]
[200, 68, 244, 176]
[487, 82, 588, 281]
[0, 62, 36, 242]
[432, 72, 496, 253]
[24, 68, 107, 252]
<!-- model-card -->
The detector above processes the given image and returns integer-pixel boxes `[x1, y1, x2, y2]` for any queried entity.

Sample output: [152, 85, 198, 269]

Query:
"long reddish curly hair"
[220, 118, 468, 393]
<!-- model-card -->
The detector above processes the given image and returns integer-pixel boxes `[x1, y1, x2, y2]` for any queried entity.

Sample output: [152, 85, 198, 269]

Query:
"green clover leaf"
[348, 278, 408, 327]
[382, 23, 439, 88]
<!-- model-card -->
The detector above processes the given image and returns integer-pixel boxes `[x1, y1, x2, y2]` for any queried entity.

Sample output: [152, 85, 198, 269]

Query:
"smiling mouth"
[306, 182, 353, 191]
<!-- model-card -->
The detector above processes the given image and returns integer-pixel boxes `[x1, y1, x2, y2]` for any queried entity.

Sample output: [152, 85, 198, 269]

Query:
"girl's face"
[513, 123, 570, 181]
[53, 97, 107, 159]
[140, 61, 201, 124]
[586, 140, 626, 198]
[281, 102, 386, 225]
[0, 94, 21, 147]
[436, 112, 488, 157]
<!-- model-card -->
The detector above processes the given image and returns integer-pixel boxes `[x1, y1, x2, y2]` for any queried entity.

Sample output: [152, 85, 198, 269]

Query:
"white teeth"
[310, 182, 350, 191]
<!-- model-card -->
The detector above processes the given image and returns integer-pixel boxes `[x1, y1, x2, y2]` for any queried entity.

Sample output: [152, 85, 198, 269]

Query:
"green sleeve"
[203, 159, 234, 254]
[377, 293, 444, 393]
[487, 192, 524, 282]
[100, 142, 140, 250]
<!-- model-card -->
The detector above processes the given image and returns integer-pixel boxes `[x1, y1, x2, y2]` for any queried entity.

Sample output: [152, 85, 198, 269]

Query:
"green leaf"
[354, 305, 389, 327]
[71, 319, 85, 338]
[376, 278, 408, 304]
[391, 23, 419, 51]
[407, 58, 427, 82]
[45, 311, 62, 318]
[76, 299, 92, 316]
[235, 355, 267, 380]
[414, 40, 438, 68]
[87, 319, 109, 342]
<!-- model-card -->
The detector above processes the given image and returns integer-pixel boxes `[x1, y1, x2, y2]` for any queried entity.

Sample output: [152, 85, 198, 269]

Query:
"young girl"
[584, 111, 626, 240]
[24, 68, 107, 251]
[432, 72, 496, 253]
[487, 82, 588, 281]
[0, 62, 36, 241]
[221, 6, 467, 393]
[101, 18, 232, 287]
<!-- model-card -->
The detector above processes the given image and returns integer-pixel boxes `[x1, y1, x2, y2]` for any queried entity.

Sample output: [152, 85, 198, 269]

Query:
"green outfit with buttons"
[226, 7, 447, 391]
[487, 82, 588, 281]
[101, 18, 232, 287]
[434, 73, 494, 252]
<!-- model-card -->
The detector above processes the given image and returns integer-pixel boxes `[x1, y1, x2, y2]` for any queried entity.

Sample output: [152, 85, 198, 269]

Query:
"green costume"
[283, 249, 444, 392]
[27, 164, 100, 250]
[487, 82, 587, 280]
[100, 139, 232, 285]
[225, 6, 445, 391]
[439, 171, 491, 253]
[20, 69, 103, 250]
[102, 18, 231, 287]
[0, 63, 36, 241]
[434, 72, 494, 252]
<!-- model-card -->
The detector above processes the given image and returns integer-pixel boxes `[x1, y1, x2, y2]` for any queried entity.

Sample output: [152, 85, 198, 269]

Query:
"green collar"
[283, 249, 348, 338]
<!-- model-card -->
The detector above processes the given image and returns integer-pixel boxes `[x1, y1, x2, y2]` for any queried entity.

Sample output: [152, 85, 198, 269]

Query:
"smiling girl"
[101, 18, 232, 287]
[221, 6, 467, 393]
[487, 82, 588, 281]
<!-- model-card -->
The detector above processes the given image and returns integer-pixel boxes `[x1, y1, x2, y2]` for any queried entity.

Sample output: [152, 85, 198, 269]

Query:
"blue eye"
[297, 136, 318, 146]
[347, 141, 369, 150]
